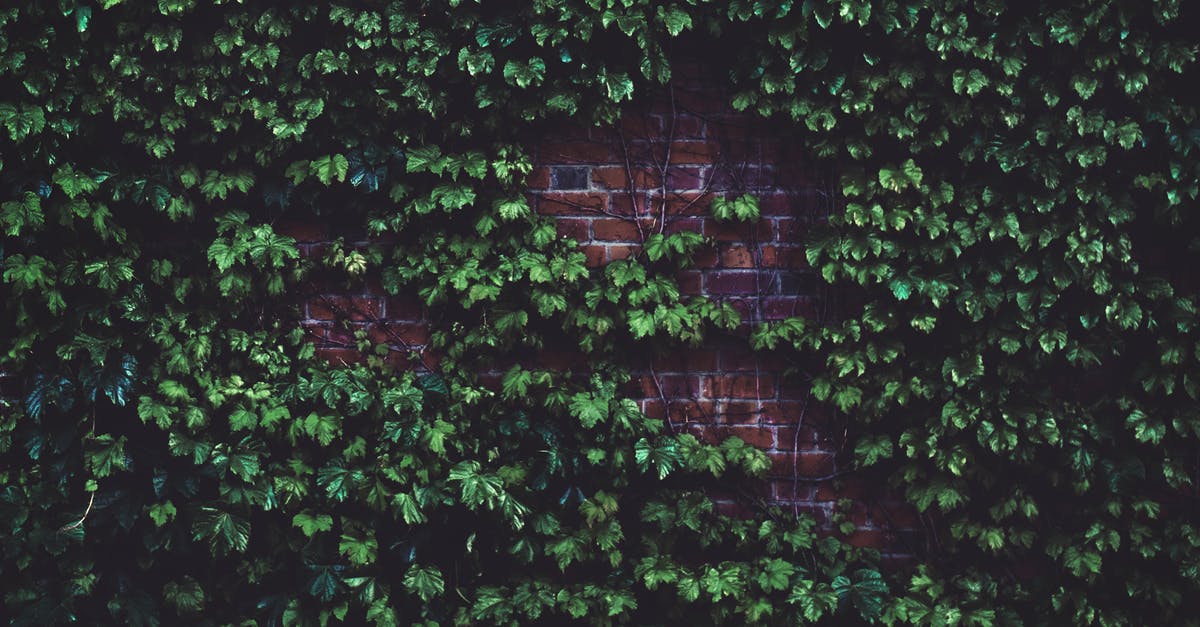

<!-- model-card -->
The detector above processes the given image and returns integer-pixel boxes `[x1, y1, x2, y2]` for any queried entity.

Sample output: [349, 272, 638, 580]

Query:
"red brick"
[707, 115, 756, 141]
[768, 452, 836, 479]
[845, 529, 891, 549]
[616, 114, 662, 137]
[774, 217, 804, 241]
[662, 139, 715, 163]
[667, 399, 714, 423]
[815, 477, 869, 501]
[843, 501, 872, 527]
[607, 245, 641, 261]
[632, 374, 700, 399]
[713, 500, 755, 519]
[719, 244, 756, 268]
[361, 274, 385, 295]
[650, 349, 718, 372]
[671, 90, 728, 115]
[301, 322, 328, 343]
[276, 220, 329, 243]
[526, 167, 551, 190]
[707, 374, 776, 399]
[725, 298, 756, 324]
[686, 244, 717, 268]
[366, 324, 392, 346]
[870, 502, 922, 529]
[705, 271, 762, 295]
[675, 271, 702, 295]
[760, 245, 808, 269]
[774, 159, 813, 184]
[386, 296, 423, 321]
[687, 424, 718, 445]
[539, 141, 614, 163]
[641, 399, 666, 420]
[381, 349, 415, 371]
[608, 192, 645, 217]
[772, 426, 821, 451]
[663, 217, 703, 234]
[663, 192, 712, 216]
[314, 348, 361, 366]
[772, 497, 827, 524]
[717, 349, 775, 372]
[370, 321, 429, 346]
[556, 217, 590, 240]
[581, 245, 606, 267]
[760, 140, 786, 163]
[536, 192, 607, 216]
[721, 425, 776, 449]
[666, 167, 705, 190]
[758, 193, 795, 216]
[418, 349, 443, 371]
[592, 166, 655, 190]
[762, 296, 816, 320]
[308, 296, 382, 322]
[671, 114, 706, 137]
[325, 325, 356, 347]
[719, 400, 764, 424]
[778, 383, 813, 401]
[768, 480, 818, 503]
[704, 218, 773, 242]
[592, 218, 642, 242]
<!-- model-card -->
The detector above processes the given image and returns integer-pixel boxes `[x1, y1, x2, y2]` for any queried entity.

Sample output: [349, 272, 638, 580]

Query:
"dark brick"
[550, 166, 590, 190]
[705, 271, 762, 295]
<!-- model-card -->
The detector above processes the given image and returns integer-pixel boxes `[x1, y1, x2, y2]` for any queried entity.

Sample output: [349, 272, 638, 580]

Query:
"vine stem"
[59, 492, 96, 533]
[60, 407, 98, 534]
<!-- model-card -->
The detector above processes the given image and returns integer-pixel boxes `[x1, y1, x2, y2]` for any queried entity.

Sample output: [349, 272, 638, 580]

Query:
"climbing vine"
[2, 1, 1199, 625]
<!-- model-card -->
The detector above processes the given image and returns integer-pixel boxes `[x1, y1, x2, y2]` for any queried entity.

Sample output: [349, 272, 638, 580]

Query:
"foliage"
[740, 0, 1200, 624]
[2, 0, 1199, 625]
[0, 1, 873, 625]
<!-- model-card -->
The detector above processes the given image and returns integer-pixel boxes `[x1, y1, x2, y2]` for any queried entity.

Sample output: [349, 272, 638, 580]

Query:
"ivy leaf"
[293, 511, 334, 537]
[309, 567, 341, 602]
[889, 278, 912, 300]
[86, 433, 127, 477]
[163, 578, 205, 613]
[318, 461, 362, 502]
[75, 6, 92, 32]
[310, 154, 350, 185]
[229, 407, 258, 431]
[660, 6, 692, 36]
[191, 506, 251, 554]
[628, 309, 656, 338]
[340, 531, 379, 565]
[417, 373, 448, 395]
[494, 197, 529, 221]
[405, 145, 443, 173]
[403, 565, 444, 602]
[569, 393, 608, 428]
[755, 558, 795, 592]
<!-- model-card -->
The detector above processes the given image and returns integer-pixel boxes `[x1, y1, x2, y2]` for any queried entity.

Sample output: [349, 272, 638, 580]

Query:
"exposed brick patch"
[297, 78, 916, 551]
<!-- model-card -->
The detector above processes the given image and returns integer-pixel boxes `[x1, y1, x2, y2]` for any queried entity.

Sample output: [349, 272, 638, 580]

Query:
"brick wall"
[286, 72, 917, 555]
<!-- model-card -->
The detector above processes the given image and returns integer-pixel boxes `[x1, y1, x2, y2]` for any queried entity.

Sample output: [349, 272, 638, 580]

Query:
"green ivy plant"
[2, 1, 1199, 625]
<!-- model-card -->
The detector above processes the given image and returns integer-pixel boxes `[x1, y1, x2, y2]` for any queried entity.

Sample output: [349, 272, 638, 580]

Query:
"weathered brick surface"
[288, 76, 917, 552]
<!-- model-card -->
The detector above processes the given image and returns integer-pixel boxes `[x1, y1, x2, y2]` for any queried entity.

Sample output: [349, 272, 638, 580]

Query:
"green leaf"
[311, 154, 350, 185]
[293, 512, 334, 537]
[494, 197, 529, 220]
[191, 507, 251, 554]
[309, 567, 341, 602]
[75, 6, 92, 32]
[403, 565, 445, 602]
[340, 530, 379, 565]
